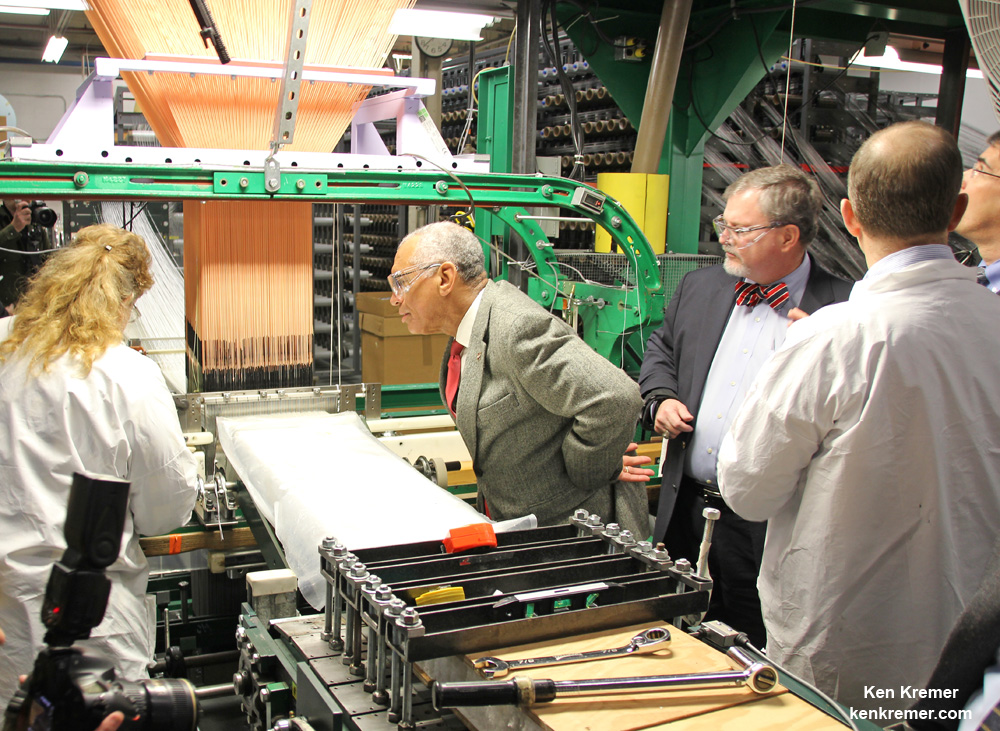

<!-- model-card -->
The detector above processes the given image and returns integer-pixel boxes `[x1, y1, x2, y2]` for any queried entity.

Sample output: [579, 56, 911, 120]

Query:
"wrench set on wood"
[235, 509, 768, 730]
[436, 641, 778, 709]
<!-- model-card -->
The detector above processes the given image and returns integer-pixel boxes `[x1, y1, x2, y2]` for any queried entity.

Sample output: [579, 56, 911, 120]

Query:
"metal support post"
[375, 597, 405, 706]
[351, 205, 362, 373]
[360, 575, 384, 691]
[631, 0, 693, 174]
[936, 26, 971, 137]
[512, 0, 539, 175]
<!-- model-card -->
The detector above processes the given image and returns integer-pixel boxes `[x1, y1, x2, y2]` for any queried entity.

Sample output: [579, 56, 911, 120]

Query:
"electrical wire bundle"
[540, 0, 587, 181]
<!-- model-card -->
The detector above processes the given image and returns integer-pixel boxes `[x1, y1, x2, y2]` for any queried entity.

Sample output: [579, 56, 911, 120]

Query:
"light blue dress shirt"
[863, 244, 955, 281]
[980, 258, 1000, 294]
[686, 255, 812, 485]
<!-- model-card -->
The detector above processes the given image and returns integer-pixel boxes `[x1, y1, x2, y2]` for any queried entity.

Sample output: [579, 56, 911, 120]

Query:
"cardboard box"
[361, 330, 449, 385]
[356, 294, 449, 385]
[359, 311, 412, 338]
[356, 291, 399, 317]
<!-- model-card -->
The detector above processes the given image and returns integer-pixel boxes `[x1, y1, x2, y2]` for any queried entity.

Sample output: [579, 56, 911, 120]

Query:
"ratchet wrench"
[435, 647, 779, 709]
[473, 627, 671, 679]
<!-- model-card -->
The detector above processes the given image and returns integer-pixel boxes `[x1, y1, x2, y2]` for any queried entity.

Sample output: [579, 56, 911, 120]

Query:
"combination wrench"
[472, 626, 671, 679]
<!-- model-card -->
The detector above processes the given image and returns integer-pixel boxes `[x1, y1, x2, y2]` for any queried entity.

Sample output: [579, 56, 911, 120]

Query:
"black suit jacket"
[638, 255, 853, 543]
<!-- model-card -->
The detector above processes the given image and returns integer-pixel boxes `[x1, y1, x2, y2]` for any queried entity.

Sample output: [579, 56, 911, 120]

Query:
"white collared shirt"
[455, 288, 485, 369]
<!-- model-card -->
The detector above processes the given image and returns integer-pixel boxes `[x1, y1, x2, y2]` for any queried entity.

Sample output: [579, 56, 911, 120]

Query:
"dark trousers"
[662, 476, 767, 648]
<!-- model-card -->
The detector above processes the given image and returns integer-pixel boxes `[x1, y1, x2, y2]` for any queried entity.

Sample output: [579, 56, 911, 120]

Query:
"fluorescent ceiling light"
[852, 45, 984, 79]
[42, 34, 68, 63]
[0, 0, 87, 8]
[388, 8, 495, 42]
[0, 5, 50, 14]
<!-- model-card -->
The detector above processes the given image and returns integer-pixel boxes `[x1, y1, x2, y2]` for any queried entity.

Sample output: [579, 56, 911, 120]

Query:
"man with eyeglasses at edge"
[387, 220, 650, 539]
[636, 164, 852, 647]
[955, 130, 1000, 293]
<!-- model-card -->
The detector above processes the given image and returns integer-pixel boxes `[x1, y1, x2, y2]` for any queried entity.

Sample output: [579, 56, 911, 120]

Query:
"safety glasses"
[387, 262, 441, 298]
[712, 215, 787, 250]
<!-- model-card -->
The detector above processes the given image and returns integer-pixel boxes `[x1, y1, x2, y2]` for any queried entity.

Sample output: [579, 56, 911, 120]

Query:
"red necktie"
[735, 281, 790, 310]
[445, 340, 464, 418]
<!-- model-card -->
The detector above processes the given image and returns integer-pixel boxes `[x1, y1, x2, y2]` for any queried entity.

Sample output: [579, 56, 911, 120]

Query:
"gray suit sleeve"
[506, 310, 641, 491]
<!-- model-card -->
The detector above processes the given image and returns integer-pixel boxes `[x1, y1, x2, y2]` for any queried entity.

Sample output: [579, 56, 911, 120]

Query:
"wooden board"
[427, 622, 841, 731]
[139, 526, 257, 556]
[653, 691, 848, 730]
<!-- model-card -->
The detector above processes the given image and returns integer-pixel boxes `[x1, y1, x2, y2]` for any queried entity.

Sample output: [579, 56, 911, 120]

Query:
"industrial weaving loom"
[0, 2, 873, 730]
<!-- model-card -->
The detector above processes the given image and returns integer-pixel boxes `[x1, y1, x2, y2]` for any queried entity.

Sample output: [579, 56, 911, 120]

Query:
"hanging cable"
[406, 153, 477, 226]
[540, 0, 586, 181]
[779, 0, 799, 161]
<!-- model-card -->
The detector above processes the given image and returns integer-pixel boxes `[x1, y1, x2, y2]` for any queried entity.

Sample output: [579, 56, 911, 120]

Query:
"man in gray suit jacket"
[638, 164, 853, 646]
[389, 221, 648, 537]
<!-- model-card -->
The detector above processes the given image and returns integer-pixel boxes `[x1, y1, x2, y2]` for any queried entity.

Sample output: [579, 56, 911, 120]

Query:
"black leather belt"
[701, 484, 724, 500]
[681, 475, 724, 501]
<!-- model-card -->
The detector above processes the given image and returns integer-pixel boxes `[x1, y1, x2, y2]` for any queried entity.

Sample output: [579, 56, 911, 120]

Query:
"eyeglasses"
[971, 162, 1000, 181]
[387, 262, 441, 298]
[712, 215, 787, 250]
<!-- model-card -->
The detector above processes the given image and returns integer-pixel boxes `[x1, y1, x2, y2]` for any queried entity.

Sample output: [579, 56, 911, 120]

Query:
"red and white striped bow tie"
[735, 281, 790, 310]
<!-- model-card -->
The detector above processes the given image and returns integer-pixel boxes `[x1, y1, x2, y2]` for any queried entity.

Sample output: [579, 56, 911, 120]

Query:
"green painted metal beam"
[665, 12, 787, 251]
[0, 160, 662, 361]
[476, 65, 514, 278]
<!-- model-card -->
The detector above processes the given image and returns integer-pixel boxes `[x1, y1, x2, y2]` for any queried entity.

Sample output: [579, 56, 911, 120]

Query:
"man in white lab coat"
[0, 224, 197, 704]
[718, 121, 1000, 713]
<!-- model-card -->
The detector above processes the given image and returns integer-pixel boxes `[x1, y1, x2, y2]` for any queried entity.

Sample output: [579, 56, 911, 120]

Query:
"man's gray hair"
[724, 164, 824, 246]
[988, 130, 1000, 148]
[400, 221, 486, 283]
[848, 121, 962, 239]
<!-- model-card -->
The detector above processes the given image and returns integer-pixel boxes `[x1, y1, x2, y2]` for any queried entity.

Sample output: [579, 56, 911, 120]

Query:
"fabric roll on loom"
[217, 411, 535, 609]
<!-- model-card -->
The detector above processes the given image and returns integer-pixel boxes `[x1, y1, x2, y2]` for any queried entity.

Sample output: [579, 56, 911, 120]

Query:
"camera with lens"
[20, 202, 57, 250]
[28, 202, 57, 229]
[2, 473, 198, 731]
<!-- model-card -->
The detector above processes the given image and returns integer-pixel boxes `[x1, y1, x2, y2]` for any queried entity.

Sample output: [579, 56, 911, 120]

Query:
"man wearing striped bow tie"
[638, 164, 852, 647]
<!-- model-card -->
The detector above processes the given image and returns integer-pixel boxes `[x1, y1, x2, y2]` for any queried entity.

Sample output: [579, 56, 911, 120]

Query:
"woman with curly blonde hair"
[0, 224, 197, 700]
[1, 223, 153, 371]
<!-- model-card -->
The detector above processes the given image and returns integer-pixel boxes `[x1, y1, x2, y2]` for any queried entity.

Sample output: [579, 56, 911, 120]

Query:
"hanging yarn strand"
[104, 202, 187, 394]
[184, 201, 314, 391]
[85, 0, 416, 151]
[82, 0, 416, 391]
